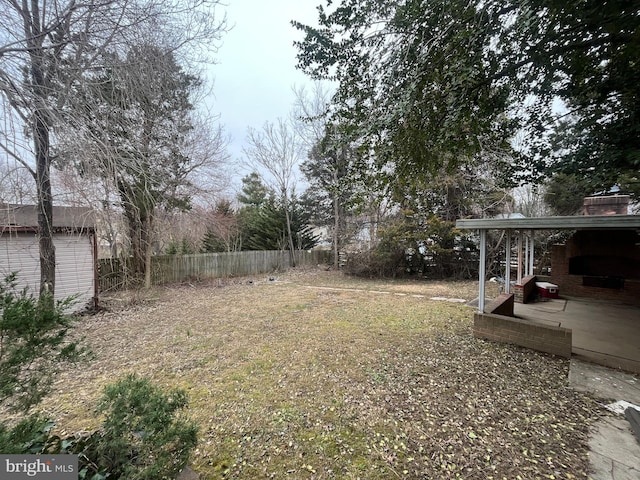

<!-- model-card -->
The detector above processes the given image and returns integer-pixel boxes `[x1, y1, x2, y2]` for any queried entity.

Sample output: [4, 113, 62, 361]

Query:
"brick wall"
[583, 195, 629, 215]
[551, 237, 640, 306]
[474, 312, 572, 358]
[485, 293, 515, 316]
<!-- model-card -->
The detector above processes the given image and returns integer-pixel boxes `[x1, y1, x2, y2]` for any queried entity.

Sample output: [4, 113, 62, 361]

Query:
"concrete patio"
[514, 297, 640, 373]
[569, 359, 640, 480]
[513, 300, 640, 479]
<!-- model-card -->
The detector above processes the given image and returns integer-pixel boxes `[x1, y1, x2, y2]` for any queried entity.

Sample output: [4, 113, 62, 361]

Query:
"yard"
[47, 269, 602, 479]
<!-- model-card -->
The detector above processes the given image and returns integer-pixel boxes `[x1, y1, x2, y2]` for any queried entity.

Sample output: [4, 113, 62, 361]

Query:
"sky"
[211, 0, 321, 187]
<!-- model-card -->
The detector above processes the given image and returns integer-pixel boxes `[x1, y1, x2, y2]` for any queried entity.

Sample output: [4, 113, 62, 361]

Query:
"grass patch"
[46, 270, 600, 479]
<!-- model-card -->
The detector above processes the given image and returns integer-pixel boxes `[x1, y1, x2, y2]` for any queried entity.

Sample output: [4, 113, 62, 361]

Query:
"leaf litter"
[44, 269, 602, 479]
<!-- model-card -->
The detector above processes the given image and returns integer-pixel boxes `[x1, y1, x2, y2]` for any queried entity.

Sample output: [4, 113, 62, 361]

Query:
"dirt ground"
[45, 269, 603, 479]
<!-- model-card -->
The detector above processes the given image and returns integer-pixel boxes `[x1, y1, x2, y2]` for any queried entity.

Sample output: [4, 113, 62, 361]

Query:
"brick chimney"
[583, 195, 630, 215]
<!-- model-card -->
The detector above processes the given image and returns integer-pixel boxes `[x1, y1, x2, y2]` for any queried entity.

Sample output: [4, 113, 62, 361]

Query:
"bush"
[3, 375, 198, 479]
[343, 249, 405, 278]
[69, 374, 197, 479]
[0, 274, 197, 478]
[0, 415, 54, 454]
[342, 214, 479, 279]
[0, 273, 87, 413]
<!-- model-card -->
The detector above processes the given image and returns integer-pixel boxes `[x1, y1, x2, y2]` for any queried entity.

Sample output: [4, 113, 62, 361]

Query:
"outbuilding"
[456, 199, 640, 373]
[0, 204, 97, 309]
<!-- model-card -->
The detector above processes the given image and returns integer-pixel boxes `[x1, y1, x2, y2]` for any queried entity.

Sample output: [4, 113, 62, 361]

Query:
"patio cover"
[455, 214, 640, 312]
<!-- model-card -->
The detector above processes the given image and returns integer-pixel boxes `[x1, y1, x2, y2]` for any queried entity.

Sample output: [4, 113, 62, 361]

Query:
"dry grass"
[45, 270, 602, 479]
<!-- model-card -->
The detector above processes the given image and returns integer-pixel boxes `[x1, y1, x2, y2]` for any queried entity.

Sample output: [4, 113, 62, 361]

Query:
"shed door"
[0, 232, 94, 309]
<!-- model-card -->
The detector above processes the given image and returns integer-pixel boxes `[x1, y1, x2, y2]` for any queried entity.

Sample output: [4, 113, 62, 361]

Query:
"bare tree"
[57, 44, 228, 287]
[0, 0, 226, 296]
[243, 118, 301, 266]
[292, 81, 333, 151]
[513, 184, 548, 218]
[0, 161, 35, 205]
[0, 98, 36, 204]
[181, 114, 231, 206]
[198, 200, 241, 253]
[53, 167, 126, 259]
[293, 82, 360, 269]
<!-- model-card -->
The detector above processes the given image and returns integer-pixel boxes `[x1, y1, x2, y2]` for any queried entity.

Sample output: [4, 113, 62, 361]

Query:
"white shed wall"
[0, 232, 95, 309]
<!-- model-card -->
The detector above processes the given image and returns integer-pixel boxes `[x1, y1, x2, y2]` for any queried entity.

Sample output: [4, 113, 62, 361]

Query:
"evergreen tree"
[301, 133, 360, 267]
[237, 174, 318, 251]
[70, 44, 202, 285]
[201, 200, 240, 253]
[543, 173, 594, 216]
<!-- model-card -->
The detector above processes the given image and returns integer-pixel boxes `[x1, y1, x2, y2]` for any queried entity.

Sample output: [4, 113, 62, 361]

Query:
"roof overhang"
[0, 204, 96, 233]
[456, 214, 640, 231]
[0, 226, 94, 235]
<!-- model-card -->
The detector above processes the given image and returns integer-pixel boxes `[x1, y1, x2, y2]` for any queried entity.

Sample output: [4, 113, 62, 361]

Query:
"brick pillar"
[513, 284, 524, 303]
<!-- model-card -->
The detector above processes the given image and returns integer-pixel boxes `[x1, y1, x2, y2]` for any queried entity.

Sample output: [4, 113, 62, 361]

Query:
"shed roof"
[456, 214, 640, 231]
[0, 204, 95, 232]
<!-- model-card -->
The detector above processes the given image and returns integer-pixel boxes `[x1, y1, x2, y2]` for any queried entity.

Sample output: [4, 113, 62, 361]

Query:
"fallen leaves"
[44, 270, 600, 479]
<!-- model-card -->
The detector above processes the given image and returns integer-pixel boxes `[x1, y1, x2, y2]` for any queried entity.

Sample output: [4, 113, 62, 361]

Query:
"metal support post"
[517, 233, 523, 283]
[529, 231, 535, 277]
[478, 229, 486, 313]
[524, 235, 530, 276]
[505, 230, 511, 293]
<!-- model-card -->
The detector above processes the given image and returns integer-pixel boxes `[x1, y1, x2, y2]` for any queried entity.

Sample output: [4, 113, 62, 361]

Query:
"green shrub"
[4, 375, 198, 479]
[75, 374, 198, 479]
[0, 273, 87, 413]
[0, 274, 197, 478]
[0, 415, 54, 454]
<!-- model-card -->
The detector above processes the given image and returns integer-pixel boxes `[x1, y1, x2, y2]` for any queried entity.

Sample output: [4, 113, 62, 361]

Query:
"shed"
[0, 204, 97, 309]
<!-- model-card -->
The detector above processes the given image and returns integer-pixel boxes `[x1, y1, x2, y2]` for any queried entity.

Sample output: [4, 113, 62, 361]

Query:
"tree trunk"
[35, 113, 55, 298]
[123, 201, 145, 283]
[29, 35, 56, 299]
[143, 214, 153, 289]
[369, 202, 379, 249]
[333, 195, 340, 270]
[110, 230, 118, 258]
[132, 221, 144, 276]
[283, 193, 296, 267]
[123, 206, 155, 287]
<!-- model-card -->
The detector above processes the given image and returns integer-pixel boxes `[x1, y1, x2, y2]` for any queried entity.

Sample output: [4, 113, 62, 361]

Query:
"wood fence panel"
[97, 257, 134, 292]
[98, 250, 330, 292]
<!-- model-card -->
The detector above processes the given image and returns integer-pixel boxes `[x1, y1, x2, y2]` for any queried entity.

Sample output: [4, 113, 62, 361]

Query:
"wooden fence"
[98, 249, 331, 293]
